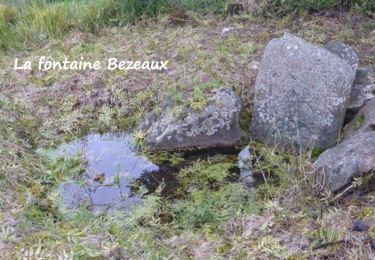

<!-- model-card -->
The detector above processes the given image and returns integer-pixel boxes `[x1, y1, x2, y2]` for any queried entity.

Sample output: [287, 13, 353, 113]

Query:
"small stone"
[325, 41, 359, 72]
[300, 244, 309, 251]
[221, 27, 236, 35]
[238, 146, 252, 169]
[250, 60, 260, 70]
[353, 219, 374, 232]
[238, 146, 254, 188]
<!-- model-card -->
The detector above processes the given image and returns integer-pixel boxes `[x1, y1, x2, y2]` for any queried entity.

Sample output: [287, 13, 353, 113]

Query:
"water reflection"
[47, 133, 159, 213]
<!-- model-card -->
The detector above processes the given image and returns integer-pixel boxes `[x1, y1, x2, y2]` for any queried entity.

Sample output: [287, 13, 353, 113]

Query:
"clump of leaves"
[188, 82, 220, 112]
[189, 87, 208, 112]
[44, 156, 86, 185]
[251, 141, 304, 200]
[178, 160, 234, 189]
[309, 227, 342, 249]
[171, 158, 258, 228]
[134, 131, 146, 149]
[256, 236, 288, 259]
[173, 183, 254, 228]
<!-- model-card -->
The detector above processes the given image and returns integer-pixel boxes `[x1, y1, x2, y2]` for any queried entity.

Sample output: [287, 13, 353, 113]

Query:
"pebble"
[352, 219, 374, 232]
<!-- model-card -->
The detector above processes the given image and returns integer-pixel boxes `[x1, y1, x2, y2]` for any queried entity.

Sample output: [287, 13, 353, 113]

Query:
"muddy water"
[45, 133, 163, 213]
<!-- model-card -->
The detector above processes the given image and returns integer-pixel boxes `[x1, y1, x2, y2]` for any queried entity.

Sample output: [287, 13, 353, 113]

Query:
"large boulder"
[141, 88, 248, 152]
[251, 33, 355, 152]
[325, 41, 359, 72]
[345, 67, 375, 123]
[314, 132, 375, 192]
[343, 98, 375, 139]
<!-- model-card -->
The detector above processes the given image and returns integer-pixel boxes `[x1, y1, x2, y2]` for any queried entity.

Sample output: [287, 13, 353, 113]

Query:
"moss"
[354, 114, 366, 129]
[189, 85, 210, 112]
[311, 147, 325, 158]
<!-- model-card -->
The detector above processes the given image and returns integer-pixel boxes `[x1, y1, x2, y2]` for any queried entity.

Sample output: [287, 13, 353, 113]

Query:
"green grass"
[0, 0, 231, 51]
[1, 0, 374, 51]
[266, 0, 375, 15]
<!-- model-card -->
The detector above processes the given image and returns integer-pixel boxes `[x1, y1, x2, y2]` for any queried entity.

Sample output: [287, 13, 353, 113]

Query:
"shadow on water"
[42, 133, 242, 213]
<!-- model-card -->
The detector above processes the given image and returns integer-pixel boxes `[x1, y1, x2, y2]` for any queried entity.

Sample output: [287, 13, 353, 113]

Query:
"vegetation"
[270, 0, 375, 15]
[0, 0, 374, 50]
[0, 0, 375, 258]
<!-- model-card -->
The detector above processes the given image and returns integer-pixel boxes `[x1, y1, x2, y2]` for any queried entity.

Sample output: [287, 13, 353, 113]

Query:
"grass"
[1, 5, 375, 259]
[0, 0, 374, 51]
[0, 0, 232, 51]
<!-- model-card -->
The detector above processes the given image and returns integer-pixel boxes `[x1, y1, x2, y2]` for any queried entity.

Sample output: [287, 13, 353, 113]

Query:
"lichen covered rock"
[344, 98, 375, 139]
[325, 41, 359, 72]
[314, 132, 375, 192]
[141, 88, 248, 152]
[345, 67, 375, 123]
[251, 33, 355, 152]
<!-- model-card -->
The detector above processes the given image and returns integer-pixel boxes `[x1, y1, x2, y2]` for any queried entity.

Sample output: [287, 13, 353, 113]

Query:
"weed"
[310, 227, 342, 248]
[134, 130, 146, 149]
[256, 235, 288, 258]
[0, 0, 231, 51]
[174, 183, 255, 228]
[146, 151, 184, 166]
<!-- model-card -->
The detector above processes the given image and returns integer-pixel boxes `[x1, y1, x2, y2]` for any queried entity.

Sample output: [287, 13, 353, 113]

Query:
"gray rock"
[345, 67, 375, 123]
[344, 99, 375, 139]
[325, 41, 359, 72]
[238, 146, 254, 187]
[141, 87, 248, 152]
[314, 132, 375, 192]
[251, 33, 355, 153]
[139, 111, 157, 132]
[353, 219, 375, 232]
[371, 240, 375, 250]
[355, 68, 375, 85]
